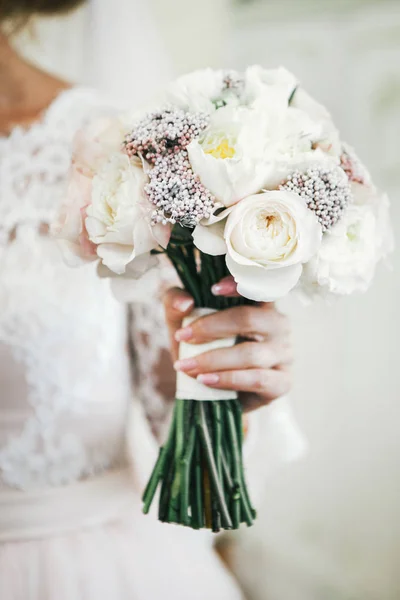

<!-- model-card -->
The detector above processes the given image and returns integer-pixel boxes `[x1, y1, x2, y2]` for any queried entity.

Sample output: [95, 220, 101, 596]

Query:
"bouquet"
[56, 66, 392, 531]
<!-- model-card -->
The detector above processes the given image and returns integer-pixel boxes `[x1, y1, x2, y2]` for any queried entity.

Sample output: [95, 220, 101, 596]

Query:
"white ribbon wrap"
[176, 308, 238, 401]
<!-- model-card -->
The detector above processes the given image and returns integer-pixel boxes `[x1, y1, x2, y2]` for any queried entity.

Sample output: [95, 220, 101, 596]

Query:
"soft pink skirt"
[0, 469, 242, 600]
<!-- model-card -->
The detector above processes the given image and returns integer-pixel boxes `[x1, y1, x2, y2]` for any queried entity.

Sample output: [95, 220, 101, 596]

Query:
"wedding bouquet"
[56, 66, 392, 531]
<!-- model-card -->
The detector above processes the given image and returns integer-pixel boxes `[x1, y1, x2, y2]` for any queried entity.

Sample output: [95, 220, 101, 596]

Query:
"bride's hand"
[164, 276, 293, 413]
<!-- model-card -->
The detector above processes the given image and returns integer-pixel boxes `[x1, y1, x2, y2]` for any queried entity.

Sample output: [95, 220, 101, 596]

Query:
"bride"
[0, 1, 297, 598]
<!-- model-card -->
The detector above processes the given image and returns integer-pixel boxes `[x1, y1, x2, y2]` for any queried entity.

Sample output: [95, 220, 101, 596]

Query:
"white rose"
[164, 68, 238, 114]
[85, 152, 170, 276]
[301, 183, 393, 296]
[188, 104, 287, 207]
[194, 190, 322, 301]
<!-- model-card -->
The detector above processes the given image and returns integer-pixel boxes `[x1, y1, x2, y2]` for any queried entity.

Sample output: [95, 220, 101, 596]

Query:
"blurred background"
[14, 0, 399, 598]
[227, 2, 400, 599]
[162, 2, 400, 598]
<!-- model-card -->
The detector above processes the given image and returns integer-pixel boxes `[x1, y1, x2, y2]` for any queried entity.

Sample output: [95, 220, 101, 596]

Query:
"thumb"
[163, 287, 194, 361]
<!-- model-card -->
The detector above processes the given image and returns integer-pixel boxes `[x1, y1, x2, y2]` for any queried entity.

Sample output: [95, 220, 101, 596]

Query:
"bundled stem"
[142, 235, 256, 530]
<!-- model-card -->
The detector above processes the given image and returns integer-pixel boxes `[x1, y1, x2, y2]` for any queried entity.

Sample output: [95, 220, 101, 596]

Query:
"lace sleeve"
[127, 258, 179, 441]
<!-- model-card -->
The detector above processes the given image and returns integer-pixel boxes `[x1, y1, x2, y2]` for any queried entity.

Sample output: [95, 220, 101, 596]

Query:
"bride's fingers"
[196, 368, 291, 402]
[175, 303, 287, 344]
[174, 341, 292, 376]
[211, 276, 241, 298]
[163, 287, 195, 361]
[240, 365, 292, 412]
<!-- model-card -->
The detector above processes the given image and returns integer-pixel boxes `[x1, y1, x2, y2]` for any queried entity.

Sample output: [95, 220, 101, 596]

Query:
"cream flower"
[301, 183, 393, 296]
[194, 190, 322, 301]
[85, 152, 170, 276]
[53, 116, 124, 265]
[53, 166, 97, 266]
[164, 68, 239, 114]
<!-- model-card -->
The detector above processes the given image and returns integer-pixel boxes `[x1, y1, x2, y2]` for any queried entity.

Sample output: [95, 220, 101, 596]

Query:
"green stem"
[180, 425, 196, 526]
[198, 402, 233, 529]
[191, 434, 204, 529]
[168, 399, 186, 523]
[212, 402, 223, 491]
[158, 447, 175, 522]
[226, 402, 254, 526]
[142, 407, 177, 514]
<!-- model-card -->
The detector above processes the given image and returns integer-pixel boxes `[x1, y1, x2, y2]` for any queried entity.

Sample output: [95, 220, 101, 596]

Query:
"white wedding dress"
[0, 87, 244, 600]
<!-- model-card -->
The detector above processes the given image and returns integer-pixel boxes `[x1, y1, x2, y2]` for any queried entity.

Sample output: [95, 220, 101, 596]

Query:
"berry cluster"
[146, 151, 216, 226]
[125, 107, 216, 227]
[281, 166, 352, 232]
[125, 107, 209, 165]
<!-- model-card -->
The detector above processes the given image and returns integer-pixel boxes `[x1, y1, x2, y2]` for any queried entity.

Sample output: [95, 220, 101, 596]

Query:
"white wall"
[229, 2, 400, 598]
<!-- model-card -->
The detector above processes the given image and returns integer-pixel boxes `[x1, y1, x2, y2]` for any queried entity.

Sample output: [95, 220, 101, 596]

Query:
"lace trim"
[0, 230, 131, 489]
[0, 88, 178, 489]
[128, 259, 179, 440]
[0, 87, 112, 241]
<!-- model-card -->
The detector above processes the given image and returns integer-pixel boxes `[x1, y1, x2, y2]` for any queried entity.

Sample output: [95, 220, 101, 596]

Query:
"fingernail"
[197, 373, 220, 385]
[211, 281, 236, 296]
[174, 358, 198, 372]
[175, 327, 193, 342]
[253, 334, 264, 343]
[173, 297, 194, 312]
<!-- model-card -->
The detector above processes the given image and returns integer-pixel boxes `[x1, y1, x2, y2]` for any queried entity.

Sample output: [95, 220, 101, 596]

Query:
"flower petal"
[226, 254, 302, 302]
[96, 243, 136, 274]
[193, 221, 227, 256]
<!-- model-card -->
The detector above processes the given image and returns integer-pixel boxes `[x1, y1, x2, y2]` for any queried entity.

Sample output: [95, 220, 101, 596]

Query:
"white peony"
[194, 190, 322, 301]
[244, 65, 298, 107]
[187, 104, 288, 207]
[85, 152, 170, 276]
[164, 68, 239, 114]
[301, 183, 393, 296]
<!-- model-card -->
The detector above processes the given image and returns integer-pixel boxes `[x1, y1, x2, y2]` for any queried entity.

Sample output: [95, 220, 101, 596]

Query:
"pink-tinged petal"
[97, 244, 136, 274]
[226, 254, 302, 302]
[193, 221, 227, 256]
[78, 206, 98, 259]
[56, 239, 97, 267]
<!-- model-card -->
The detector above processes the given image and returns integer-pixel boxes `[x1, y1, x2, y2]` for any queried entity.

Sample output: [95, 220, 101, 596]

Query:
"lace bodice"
[0, 88, 170, 491]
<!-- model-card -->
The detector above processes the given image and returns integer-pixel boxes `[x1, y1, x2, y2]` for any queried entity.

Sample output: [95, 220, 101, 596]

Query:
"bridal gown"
[0, 87, 244, 600]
